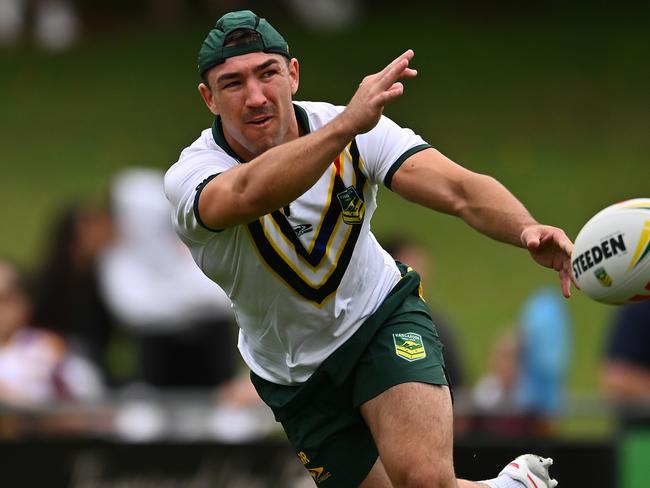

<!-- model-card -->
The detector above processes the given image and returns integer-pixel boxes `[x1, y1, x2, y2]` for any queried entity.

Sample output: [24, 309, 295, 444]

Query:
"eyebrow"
[216, 59, 281, 85]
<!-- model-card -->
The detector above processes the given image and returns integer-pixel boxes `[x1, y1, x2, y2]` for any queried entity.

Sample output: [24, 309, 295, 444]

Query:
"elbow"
[453, 172, 497, 218]
[199, 181, 270, 229]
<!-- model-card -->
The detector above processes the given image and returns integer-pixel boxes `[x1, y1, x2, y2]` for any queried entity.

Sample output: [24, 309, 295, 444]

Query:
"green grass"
[1, 6, 648, 395]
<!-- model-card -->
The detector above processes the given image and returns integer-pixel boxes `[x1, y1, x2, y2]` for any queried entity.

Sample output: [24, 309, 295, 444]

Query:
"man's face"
[199, 52, 300, 160]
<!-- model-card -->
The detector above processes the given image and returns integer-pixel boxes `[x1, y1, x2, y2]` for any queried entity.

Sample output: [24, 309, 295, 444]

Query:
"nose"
[245, 79, 267, 108]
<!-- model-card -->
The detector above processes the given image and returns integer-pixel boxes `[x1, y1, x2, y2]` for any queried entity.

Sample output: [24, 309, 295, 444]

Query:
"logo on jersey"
[336, 186, 365, 225]
[594, 267, 612, 287]
[293, 223, 314, 237]
[393, 332, 427, 362]
[247, 140, 367, 305]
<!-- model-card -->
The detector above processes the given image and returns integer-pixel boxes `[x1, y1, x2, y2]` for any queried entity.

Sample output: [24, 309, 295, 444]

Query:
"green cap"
[198, 10, 290, 76]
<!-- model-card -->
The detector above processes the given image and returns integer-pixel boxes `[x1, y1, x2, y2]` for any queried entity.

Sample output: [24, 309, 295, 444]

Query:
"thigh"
[280, 389, 379, 488]
[360, 382, 455, 485]
[352, 299, 449, 408]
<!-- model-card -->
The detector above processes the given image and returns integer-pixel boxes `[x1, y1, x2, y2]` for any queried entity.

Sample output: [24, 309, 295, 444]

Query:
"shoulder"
[165, 129, 236, 199]
[293, 100, 345, 129]
[177, 128, 224, 161]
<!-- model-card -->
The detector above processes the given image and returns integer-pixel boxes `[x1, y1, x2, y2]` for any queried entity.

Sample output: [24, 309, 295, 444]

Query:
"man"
[165, 10, 571, 488]
[602, 300, 650, 399]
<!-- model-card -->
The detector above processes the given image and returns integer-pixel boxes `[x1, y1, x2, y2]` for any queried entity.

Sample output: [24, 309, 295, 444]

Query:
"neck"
[221, 108, 301, 162]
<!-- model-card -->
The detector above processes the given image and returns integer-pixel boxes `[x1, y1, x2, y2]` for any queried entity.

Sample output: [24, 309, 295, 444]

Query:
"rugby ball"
[571, 198, 650, 304]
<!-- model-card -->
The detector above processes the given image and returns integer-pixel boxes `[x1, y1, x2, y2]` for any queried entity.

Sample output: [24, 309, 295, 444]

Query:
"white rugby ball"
[571, 198, 650, 304]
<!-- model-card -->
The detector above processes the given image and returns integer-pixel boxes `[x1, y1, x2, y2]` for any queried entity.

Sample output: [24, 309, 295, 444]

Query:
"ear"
[198, 82, 220, 116]
[289, 58, 300, 96]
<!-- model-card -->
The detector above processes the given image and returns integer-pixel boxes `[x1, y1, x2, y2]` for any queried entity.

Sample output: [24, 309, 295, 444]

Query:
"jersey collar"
[211, 103, 311, 163]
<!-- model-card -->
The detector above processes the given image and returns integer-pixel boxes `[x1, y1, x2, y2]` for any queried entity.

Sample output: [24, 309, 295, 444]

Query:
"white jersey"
[165, 101, 431, 385]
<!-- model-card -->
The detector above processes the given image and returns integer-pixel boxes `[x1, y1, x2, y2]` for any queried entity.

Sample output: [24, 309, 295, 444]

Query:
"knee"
[392, 463, 455, 488]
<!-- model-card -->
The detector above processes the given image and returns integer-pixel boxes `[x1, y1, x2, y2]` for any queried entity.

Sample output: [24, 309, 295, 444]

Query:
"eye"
[262, 69, 278, 79]
[222, 81, 240, 89]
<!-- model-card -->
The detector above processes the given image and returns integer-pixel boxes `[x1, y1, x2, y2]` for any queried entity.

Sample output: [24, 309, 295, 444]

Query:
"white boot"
[498, 454, 558, 488]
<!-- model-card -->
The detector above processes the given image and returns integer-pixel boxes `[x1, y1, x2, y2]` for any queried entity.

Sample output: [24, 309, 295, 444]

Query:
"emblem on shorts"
[393, 332, 427, 362]
[308, 467, 332, 484]
[336, 186, 365, 225]
[594, 267, 612, 287]
[298, 451, 332, 484]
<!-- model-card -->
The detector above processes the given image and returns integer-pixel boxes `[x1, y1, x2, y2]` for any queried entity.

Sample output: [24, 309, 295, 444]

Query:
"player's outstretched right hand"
[342, 49, 417, 135]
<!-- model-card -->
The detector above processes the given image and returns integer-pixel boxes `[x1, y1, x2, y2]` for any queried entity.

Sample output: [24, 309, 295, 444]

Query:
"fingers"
[525, 236, 540, 250]
[571, 270, 580, 290]
[523, 225, 574, 298]
[378, 50, 417, 89]
[524, 225, 573, 257]
[380, 49, 414, 77]
[560, 266, 572, 298]
[344, 50, 417, 134]
[521, 226, 541, 249]
[376, 82, 405, 105]
[552, 229, 574, 256]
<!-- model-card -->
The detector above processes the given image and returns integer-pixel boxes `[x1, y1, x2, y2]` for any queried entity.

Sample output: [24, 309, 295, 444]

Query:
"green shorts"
[251, 266, 449, 487]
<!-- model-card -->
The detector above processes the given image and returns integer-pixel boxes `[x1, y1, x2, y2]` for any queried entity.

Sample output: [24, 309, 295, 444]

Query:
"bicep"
[197, 166, 260, 229]
[390, 147, 477, 216]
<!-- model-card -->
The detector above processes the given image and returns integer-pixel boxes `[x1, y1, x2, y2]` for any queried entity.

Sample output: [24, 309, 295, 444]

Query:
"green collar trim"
[211, 103, 311, 162]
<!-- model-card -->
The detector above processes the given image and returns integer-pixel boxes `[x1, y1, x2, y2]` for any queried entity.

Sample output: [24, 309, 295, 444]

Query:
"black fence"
[0, 437, 617, 488]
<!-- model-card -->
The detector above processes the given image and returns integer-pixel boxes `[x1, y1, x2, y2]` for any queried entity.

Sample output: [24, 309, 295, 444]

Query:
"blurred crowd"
[0, 0, 367, 52]
[1, 164, 649, 443]
[0, 167, 272, 442]
[1, 0, 649, 446]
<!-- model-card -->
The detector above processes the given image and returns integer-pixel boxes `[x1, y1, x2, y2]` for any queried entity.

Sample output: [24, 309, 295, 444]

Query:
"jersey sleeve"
[164, 141, 236, 244]
[356, 115, 431, 189]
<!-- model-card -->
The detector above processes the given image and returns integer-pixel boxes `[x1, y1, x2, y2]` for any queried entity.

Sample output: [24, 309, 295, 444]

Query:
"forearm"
[235, 117, 354, 208]
[454, 173, 538, 247]
[200, 115, 355, 228]
[392, 149, 538, 247]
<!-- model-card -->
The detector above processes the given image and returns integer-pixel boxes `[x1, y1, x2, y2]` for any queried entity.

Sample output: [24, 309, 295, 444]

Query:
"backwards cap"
[198, 10, 290, 76]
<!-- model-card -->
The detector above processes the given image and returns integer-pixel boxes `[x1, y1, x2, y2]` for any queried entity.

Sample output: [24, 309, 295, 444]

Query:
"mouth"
[247, 115, 273, 126]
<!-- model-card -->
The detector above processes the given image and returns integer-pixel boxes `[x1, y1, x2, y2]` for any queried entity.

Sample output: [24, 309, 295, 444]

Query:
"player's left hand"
[521, 225, 574, 298]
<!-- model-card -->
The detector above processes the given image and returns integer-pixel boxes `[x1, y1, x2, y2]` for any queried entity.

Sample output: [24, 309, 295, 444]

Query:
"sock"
[480, 475, 525, 488]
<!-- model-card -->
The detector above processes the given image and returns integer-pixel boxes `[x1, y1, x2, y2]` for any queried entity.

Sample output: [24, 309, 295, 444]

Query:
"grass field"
[1, 5, 648, 392]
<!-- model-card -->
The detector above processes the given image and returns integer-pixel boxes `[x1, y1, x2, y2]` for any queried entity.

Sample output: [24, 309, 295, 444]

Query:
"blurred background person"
[0, 0, 79, 50]
[283, 0, 362, 30]
[470, 327, 524, 437]
[601, 300, 650, 429]
[31, 203, 117, 384]
[146, 0, 249, 26]
[145, 0, 363, 30]
[100, 167, 273, 443]
[0, 259, 102, 406]
[602, 300, 650, 399]
[470, 287, 572, 438]
[98, 167, 239, 390]
[516, 286, 572, 435]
